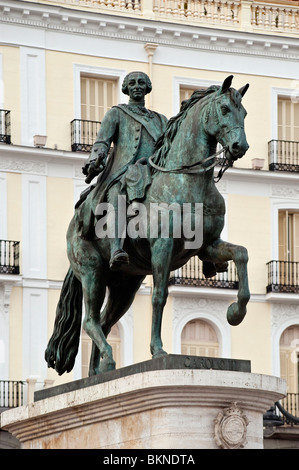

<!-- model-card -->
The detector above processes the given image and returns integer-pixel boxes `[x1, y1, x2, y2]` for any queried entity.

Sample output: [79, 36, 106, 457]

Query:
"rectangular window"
[278, 97, 299, 142]
[80, 76, 117, 122]
[279, 210, 299, 261]
[179, 86, 203, 108]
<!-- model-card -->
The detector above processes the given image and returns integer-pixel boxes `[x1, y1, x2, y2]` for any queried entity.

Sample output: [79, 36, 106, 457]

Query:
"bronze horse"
[45, 75, 250, 376]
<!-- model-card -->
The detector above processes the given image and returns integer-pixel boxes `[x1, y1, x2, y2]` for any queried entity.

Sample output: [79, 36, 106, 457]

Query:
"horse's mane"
[151, 85, 220, 171]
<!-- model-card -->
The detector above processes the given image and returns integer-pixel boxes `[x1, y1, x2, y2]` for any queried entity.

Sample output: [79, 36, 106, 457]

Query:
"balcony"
[268, 140, 299, 172]
[71, 119, 101, 152]
[267, 260, 299, 293]
[267, 393, 299, 425]
[0, 380, 25, 410]
[169, 258, 238, 289]
[0, 240, 20, 275]
[0, 110, 11, 145]
[33, 0, 299, 36]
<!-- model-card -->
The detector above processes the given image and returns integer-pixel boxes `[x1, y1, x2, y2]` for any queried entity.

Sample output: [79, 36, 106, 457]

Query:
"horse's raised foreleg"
[150, 239, 174, 357]
[88, 273, 145, 375]
[203, 239, 250, 326]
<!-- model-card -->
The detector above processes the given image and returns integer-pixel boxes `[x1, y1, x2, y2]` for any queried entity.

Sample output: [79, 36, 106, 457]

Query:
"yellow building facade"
[0, 0, 299, 415]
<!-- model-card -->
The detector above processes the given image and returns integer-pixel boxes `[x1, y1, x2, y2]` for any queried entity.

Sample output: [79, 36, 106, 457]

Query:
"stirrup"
[109, 249, 129, 271]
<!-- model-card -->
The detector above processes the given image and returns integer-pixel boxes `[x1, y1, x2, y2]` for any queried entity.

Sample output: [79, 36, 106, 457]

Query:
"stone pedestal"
[1, 356, 286, 449]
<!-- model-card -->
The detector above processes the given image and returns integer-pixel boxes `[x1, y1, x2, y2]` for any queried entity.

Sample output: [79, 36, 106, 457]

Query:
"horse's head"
[206, 75, 249, 164]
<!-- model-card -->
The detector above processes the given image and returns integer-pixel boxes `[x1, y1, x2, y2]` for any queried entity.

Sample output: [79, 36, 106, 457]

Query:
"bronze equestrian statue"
[45, 74, 250, 377]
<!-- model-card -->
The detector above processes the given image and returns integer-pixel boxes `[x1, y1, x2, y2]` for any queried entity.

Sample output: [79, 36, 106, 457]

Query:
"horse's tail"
[45, 267, 83, 375]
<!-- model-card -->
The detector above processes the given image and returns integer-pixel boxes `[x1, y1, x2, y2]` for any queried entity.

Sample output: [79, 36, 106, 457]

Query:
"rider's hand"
[82, 159, 97, 176]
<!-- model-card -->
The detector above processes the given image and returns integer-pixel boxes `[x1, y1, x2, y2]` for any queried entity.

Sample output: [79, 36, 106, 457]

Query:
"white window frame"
[271, 87, 297, 140]
[272, 308, 299, 379]
[173, 76, 221, 114]
[172, 299, 231, 358]
[271, 200, 299, 261]
[0, 52, 4, 109]
[73, 65, 127, 120]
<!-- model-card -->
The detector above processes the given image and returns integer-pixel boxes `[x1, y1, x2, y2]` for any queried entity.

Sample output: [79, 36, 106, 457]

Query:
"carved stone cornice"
[1, 0, 299, 63]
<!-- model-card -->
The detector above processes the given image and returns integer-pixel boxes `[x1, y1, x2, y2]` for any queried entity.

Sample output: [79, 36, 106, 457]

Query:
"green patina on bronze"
[45, 73, 250, 377]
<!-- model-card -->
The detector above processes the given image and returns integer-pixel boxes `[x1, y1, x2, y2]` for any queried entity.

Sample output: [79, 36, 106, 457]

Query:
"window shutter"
[80, 76, 116, 122]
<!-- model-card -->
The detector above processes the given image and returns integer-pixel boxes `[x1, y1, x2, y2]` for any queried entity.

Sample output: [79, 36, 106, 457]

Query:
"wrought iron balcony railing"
[71, 119, 101, 152]
[0, 240, 20, 275]
[169, 258, 238, 289]
[0, 109, 11, 145]
[264, 393, 299, 428]
[267, 260, 299, 293]
[0, 380, 25, 409]
[281, 393, 299, 421]
[268, 139, 299, 172]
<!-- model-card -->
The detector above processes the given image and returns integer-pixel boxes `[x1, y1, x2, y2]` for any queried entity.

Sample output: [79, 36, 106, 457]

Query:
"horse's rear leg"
[81, 264, 116, 374]
[150, 239, 174, 358]
[88, 274, 145, 375]
[203, 239, 250, 325]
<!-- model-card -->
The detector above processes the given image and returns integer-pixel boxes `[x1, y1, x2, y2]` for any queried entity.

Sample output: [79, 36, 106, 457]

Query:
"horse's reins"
[148, 145, 232, 183]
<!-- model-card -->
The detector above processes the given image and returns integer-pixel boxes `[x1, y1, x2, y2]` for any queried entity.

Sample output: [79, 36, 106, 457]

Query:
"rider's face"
[127, 73, 147, 103]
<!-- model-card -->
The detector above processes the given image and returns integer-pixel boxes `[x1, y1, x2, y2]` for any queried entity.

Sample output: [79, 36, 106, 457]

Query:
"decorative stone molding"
[272, 303, 299, 330]
[173, 296, 230, 326]
[172, 296, 231, 356]
[1, 0, 299, 64]
[272, 184, 299, 199]
[0, 158, 46, 174]
[0, 279, 20, 315]
[214, 401, 249, 449]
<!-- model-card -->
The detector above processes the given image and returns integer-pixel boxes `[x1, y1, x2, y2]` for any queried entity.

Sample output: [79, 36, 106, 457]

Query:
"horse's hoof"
[152, 349, 168, 358]
[99, 357, 116, 373]
[227, 302, 246, 326]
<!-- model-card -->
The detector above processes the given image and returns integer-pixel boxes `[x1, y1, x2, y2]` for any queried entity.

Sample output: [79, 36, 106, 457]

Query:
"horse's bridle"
[148, 91, 245, 182]
[148, 145, 231, 182]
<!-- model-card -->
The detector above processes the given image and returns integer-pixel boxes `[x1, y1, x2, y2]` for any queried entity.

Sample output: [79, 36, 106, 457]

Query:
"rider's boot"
[109, 243, 129, 270]
[108, 190, 129, 271]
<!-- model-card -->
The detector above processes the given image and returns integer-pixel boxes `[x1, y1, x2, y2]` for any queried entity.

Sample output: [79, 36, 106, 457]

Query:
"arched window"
[81, 323, 121, 378]
[280, 325, 299, 393]
[181, 319, 219, 357]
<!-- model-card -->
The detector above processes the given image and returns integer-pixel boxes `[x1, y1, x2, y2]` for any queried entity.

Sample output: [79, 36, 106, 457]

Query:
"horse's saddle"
[75, 160, 152, 239]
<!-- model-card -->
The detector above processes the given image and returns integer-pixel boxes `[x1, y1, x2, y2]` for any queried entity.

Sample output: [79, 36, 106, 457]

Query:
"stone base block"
[1, 367, 285, 449]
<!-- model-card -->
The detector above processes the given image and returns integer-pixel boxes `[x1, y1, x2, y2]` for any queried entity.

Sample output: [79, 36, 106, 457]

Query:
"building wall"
[0, 0, 299, 394]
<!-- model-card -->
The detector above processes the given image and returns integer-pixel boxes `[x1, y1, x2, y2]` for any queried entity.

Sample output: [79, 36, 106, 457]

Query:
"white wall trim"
[22, 287, 48, 379]
[0, 52, 4, 109]
[0, 173, 7, 240]
[20, 47, 46, 146]
[172, 76, 221, 114]
[22, 174, 47, 279]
